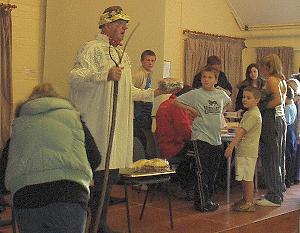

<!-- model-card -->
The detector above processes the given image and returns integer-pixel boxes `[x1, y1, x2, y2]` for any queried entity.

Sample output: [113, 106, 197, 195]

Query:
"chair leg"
[149, 183, 159, 202]
[166, 182, 174, 229]
[227, 157, 231, 204]
[139, 187, 150, 220]
[124, 185, 131, 233]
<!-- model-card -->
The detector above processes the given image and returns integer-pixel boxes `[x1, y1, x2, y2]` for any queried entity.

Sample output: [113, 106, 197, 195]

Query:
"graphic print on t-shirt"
[204, 100, 221, 114]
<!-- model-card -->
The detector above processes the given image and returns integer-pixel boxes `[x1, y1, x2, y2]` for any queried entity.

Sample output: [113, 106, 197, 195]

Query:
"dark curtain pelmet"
[0, 6, 13, 148]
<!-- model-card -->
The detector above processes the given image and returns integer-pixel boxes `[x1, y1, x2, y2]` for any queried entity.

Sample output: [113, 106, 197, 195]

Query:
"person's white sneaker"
[256, 198, 281, 207]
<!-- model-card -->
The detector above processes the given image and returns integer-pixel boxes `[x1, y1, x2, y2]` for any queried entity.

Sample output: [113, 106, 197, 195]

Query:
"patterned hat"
[99, 7, 130, 27]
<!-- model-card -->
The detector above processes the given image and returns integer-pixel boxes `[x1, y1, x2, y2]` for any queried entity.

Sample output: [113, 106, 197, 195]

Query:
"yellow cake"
[131, 158, 170, 172]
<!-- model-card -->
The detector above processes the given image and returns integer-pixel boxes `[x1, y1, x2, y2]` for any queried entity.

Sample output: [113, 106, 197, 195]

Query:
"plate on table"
[120, 168, 175, 177]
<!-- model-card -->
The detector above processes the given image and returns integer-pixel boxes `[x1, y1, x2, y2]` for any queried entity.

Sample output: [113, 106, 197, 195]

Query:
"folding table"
[119, 169, 175, 233]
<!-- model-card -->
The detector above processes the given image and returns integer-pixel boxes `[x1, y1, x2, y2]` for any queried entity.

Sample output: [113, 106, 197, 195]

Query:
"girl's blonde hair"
[15, 83, 75, 117]
[259, 54, 285, 80]
[28, 83, 59, 100]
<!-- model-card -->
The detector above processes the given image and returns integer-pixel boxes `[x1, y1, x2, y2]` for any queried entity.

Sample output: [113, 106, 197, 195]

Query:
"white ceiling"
[226, 0, 300, 30]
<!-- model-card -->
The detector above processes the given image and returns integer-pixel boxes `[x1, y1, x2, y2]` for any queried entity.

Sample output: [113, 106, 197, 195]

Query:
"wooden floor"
[107, 183, 300, 233]
[1, 183, 300, 233]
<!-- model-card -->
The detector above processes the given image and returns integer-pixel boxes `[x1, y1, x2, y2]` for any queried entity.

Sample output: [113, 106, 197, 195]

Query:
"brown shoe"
[232, 202, 256, 212]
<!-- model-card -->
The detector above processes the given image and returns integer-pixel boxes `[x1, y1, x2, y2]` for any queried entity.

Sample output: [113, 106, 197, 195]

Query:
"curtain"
[0, 5, 13, 149]
[183, 31, 245, 104]
[256, 47, 294, 78]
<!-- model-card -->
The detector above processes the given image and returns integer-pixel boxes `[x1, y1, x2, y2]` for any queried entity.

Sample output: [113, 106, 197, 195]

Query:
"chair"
[137, 130, 173, 191]
[133, 137, 146, 162]
[142, 130, 160, 159]
[114, 134, 174, 233]
[142, 131, 184, 178]
[119, 172, 174, 233]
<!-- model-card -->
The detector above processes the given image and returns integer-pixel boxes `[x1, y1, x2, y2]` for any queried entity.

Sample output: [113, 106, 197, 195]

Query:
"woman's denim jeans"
[14, 202, 87, 233]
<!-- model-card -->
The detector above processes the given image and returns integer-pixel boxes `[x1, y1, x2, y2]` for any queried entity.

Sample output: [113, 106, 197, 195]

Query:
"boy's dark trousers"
[193, 140, 222, 209]
[285, 124, 297, 186]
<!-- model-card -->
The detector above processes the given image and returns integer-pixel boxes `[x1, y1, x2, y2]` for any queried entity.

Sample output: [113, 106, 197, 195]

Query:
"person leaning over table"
[3, 83, 101, 233]
[69, 5, 175, 233]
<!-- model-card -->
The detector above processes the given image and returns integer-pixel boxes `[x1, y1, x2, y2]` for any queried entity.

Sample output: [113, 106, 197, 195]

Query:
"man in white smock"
[69, 5, 169, 233]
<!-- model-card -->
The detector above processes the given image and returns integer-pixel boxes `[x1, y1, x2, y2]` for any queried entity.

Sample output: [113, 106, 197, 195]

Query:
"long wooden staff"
[92, 23, 139, 233]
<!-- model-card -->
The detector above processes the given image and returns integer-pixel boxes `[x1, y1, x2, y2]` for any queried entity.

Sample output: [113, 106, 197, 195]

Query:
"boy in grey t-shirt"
[175, 66, 231, 212]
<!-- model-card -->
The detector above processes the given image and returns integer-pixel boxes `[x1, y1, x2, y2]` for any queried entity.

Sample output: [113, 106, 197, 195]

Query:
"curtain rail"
[246, 46, 300, 51]
[183, 29, 245, 41]
[0, 3, 17, 9]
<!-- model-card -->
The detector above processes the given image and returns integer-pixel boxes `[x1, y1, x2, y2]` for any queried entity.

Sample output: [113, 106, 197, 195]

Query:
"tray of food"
[158, 78, 183, 92]
[120, 158, 175, 177]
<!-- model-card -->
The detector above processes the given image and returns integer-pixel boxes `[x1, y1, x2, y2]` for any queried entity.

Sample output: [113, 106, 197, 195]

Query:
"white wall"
[43, 0, 166, 97]
[9, 0, 46, 107]
[164, 0, 243, 82]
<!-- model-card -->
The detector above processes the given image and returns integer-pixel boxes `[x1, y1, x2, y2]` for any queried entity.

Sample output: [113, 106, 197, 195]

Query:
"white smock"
[69, 34, 154, 170]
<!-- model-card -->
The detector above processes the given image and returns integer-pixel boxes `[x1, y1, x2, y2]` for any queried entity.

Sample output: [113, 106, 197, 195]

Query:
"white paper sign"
[163, 60, 171, 79]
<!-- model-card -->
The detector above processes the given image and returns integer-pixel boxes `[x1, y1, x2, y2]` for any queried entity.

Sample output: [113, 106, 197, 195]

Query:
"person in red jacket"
[155, 85, 195, 197]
